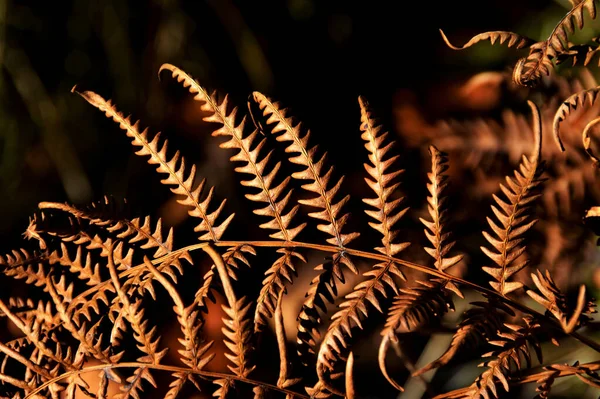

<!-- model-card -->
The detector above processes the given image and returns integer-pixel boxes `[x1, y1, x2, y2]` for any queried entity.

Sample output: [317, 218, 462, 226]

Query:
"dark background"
[0, 0, 555, 247]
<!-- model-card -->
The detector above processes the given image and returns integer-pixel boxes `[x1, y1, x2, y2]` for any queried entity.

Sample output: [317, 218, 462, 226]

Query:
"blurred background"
[1, 0, 600, 398]
[0, 0, 561, 246]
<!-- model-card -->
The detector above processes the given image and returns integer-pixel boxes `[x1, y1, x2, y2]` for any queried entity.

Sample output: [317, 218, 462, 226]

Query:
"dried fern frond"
[159, 64, 306, 242]
[359, 96, 409, 258]
[254, 249, 305, 332]
[461, 318, 542, 399]
[316, 260, 404, 376]
[379, 280, 454, 391]
[515, 0, 597, 87]
[527, 269, 596, 333]
[72, 87, 234, 242]
[481, 101, 544, 296]
[252, 91, 359, 248]
[439, 29, 534, 51]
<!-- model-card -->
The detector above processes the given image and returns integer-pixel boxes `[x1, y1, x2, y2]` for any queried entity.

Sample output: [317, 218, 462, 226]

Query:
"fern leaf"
[440, 29, 534, 51]
[481, 101, 544, 296]
[72, 88, 233, 242]
[463, 318, 542, 399]
[252, 91, 360, 248]
[254, 248, 305, 332]
[222, 297, 255, 377]
[359, 96, 410, 258]
[159, 64, 305, 241]
[514, 0, 597, 87]
[420, 146, 464, 284]
[49, 243, 101, 286]
[316, 261, 403, 373]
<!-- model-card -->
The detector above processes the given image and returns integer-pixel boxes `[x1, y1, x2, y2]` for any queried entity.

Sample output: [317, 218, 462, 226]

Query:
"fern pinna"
[0, 60, 598, 399]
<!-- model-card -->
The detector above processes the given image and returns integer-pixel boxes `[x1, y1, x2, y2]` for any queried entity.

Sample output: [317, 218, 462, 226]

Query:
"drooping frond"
[378, 280, 454, 391]
[481, 101, 544, 296]
[381, 280, 454, 337]
[359, 96, 409, 258]
[552, 86, 600, 151]
[72, 87, 233, 242]
[440, 29, 534, 51]
[414, 299, 512, 376]
[252, 91, 359, 248]
[514, 0, 597, 87]
[460, 318, 542, 399]
[159, 64, 305, 241]
[316, 261, 403, 375]
[195, 245, 255, 311]
[254, 249, 305, 332]
[527, 269, 596, 333]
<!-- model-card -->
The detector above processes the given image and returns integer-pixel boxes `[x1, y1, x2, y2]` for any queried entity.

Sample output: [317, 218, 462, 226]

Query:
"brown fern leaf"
[252, 91, 360, 248]
[159, 64, 305, 241]
[421, 146, 463, 272]
[420, 145, 464, 297]
[359, 96, 410, 258]
[527, 269, 596, 333]
[481, 101, 544, 296]
[222, 297, 255, 377]
[107, 250, 167, 364]
[440, 29, 534, 51]
[514, 0, 597, 87]
[41, 194, 181, 263]
[1, 249, 74, 302]
[296, 261, 337, 361]
[553, 86, 600, 152]
[48, 243, 101, 286]
[316, 260, 404, 375]
[414, 299, 513, 376]
[254, 248, 305, 332]
[462, 318, 542, 399]
[72, 88, 233, 242]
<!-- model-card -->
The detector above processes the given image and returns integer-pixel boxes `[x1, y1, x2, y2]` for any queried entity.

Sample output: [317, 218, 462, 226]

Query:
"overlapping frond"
[379, 280, 454, 391]
[440, 29, 534, 51]
[414, 299, 512, 376]
[316, 261, 404, 375]
[514, 0, 597, 87]
[461, 318, 542, 399]
[72, 87, 233, 242]
[481, 101, 544, 296]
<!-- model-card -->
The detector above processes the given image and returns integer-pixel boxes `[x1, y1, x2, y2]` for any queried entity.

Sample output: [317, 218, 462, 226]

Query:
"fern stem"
[24, 362, 310, 399]
[61, 240, 600, 353]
